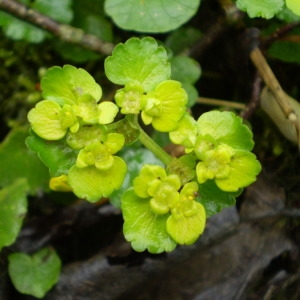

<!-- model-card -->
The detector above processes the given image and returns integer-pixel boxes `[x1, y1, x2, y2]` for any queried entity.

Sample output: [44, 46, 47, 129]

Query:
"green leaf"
[268, 40, 300, 64]
[171, 56, 201, 84]
[41, 65, 102, 106]
[33, 0, 73, 23]
[105, 0, 201, 33]
[236, 0, 284, 19]
[104, 37, 171, 92]
[0, 179, 28, 251]
[68, 156, 127, 202]
[197, 111, 254, 151]
[197, 180, 238, 217]
[26, 130, 79, 177]
[276, 6, 300, 22]
[141, 80, 188, 132]
[110, 146, 163, 208]
[170, 56, 201, 107]
[165, 27, 202, 55]
[122, 189, 177, 253]
[27, 100, 68, 140]
[215, 150, 262, 192]
[0, 12, 45, 43]
[286, 0, 300, 16]
[167, 201, 206, 245]
[8, 247, 61, 298]
[0, 127, 49, 195]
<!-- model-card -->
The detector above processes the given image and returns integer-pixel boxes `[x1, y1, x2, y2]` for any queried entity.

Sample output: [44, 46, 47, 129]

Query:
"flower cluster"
[122, 165, 206, 252]
[27, 65, 126, 202]
[170, 111, 262, 192]
[115, 80, 188, 132]
[27, 37, 262, 254]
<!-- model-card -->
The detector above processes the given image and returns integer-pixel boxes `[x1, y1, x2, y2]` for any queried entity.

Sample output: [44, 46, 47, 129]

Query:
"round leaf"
[286, 0, 300, 16]
[28, 100, 67, 140]
[122, 189, 177, 253]
[197, 111, 254, 151]
[104, 37, 171, 92]
[0, 179, 28, 251]
[171, 56, 201, 84]
[236, 0, 284, 19]
[167, 201, 206, 245]
[41, 65, 102, 106]
[197, 180, 239, 217]
[105, 0, 201, 33]
[8, 247, 61, 299]
[0, 127, 49, 195]
[68, 156, 127, 202]
[215, 150, 262, 192]
[26, 131, 79, 177]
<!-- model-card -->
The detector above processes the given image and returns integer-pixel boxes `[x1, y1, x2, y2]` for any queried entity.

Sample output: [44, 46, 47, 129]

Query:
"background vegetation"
[0, 0, 300, 299]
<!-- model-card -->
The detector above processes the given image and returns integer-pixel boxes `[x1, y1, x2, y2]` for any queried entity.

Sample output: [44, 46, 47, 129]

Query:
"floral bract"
[141, 80, 188, 132]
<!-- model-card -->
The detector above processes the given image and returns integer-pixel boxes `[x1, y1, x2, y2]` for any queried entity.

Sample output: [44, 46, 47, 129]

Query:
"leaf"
[104, 37, 171, 92]
[68, 157, 127, 202]
[41, 65, 102, 106]
[27, 100, 68, 140]
[215, 151, 262, 192]
[0, 127, 49, 195]
[8, 247, 61, 298]
[26, 130, 79, 178]
[197, 111, 255, 151]
[276, 6, 300, 22]
[286, 0, 300, 16]
[122, 189, 177, 253]
[165, 27, 202, 55]
[171, 56, 201, 84]
[166, 201, 206, 245]
[0, 12, 45, 43]
[141, 80, 188, 132]
[105, 0, 201, 33]
[268, 39, 300, 64]
[236, 0, 284, 19]
[197, 180, 238, 217]
[170, 56, 201, 107]
[110, 146, 163, 208]
[33, 0, 73, 24]
[0, 179, 28, 251]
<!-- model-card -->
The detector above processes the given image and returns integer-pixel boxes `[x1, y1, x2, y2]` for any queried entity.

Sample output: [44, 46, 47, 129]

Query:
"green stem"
[130, 116, 173, 165]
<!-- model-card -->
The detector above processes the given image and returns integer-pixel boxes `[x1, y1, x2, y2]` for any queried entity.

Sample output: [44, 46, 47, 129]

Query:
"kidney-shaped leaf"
[105, 0, 201, 33]
[0, 127, 49, 195]
[236, 0, 284, 19]
[105, 37, 171, 92]
[41, 65, 102, 106]
[0, 179, 28, 251]
[26, 130, 78, 178]
[8, 247, 61, 299]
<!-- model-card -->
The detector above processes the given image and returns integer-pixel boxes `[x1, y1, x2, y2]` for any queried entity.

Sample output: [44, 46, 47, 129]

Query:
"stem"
[0, 0, 114, 55]
[130, 116, 173, 165]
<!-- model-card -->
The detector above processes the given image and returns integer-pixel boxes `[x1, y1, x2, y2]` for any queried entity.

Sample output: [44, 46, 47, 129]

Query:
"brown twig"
[0, 0, 114, 55]
[240, 71, 262, 119]
[262, 21, 300, 47]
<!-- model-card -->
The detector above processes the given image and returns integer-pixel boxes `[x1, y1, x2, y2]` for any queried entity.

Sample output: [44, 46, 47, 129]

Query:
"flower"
[141, 80, 188, 132]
